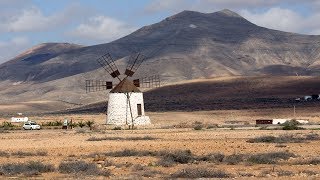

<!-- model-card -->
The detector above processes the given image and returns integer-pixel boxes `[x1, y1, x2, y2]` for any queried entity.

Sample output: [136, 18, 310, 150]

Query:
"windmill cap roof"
[110, 78, 141, 93]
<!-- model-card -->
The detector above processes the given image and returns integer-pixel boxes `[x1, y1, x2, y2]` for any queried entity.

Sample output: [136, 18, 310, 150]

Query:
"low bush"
[0, 161, 55, 176]
[58, 160, 110, 176]
[112, 127, 122, 130]
[294, 158, 320, 165]
[277, 170, 294, 176]
[248, 133, 320, 143]
[158, 150, 194, 166]
[87, 136, 157, 141]
[193, 121, 203, 130]
[85, 121, 95, 130]
[224, 154, 246, 165]
[281, 120, 304, 130]
[104, 149, 156, 157]
[247, 151, 296, 164]
[300, 170, 318, 176]
[11, 151, 48, 157]
[197, 153, 225, 163]
[41, 120, 63, 127]
[0, 151, 10, 157]
[171, 167, 231, 178]
[141, 170, 162, 177]
[77, 121, 86, 128]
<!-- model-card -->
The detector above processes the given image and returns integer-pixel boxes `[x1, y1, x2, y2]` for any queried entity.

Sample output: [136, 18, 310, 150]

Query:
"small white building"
[107, 78, 151, 126]
[11, 116, 29, 123]
[272, 119, 291, 125]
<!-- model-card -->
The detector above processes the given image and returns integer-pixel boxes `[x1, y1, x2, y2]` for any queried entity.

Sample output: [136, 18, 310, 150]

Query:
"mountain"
[0, 9, 320, 113]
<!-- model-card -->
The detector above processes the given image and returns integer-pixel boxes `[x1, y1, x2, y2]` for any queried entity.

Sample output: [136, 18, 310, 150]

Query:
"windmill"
[85, 52, 160, 128]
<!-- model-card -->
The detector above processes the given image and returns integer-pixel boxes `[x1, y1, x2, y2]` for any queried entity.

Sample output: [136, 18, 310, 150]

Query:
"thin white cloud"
[240, 8, 320, 35]
[0, 37, 30, 63]
[145, 0, 320, 13]
[0, 4, 89, 33]
[69, 16, 137, 43]
[240, 8, 304, 33]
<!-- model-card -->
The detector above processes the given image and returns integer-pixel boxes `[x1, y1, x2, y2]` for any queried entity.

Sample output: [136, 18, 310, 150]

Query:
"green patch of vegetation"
[281, 120, 304, 130]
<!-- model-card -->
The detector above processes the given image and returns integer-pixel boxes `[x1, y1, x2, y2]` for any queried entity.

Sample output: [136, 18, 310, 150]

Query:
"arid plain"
[1, 106, 320, 179]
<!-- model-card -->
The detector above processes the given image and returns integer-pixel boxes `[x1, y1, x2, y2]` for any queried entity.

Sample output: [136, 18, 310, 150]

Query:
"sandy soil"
[0, 109, 320, 179]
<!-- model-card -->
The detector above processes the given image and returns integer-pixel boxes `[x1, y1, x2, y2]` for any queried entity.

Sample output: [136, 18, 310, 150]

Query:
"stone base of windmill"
[106, 116, 151, 126]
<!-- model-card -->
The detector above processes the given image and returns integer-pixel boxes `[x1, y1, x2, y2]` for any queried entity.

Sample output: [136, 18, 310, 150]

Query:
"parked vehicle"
[23, 122, 41, 130]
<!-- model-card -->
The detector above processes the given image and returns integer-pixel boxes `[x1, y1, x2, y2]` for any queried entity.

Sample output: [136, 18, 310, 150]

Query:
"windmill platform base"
[106, 116, 151, 126]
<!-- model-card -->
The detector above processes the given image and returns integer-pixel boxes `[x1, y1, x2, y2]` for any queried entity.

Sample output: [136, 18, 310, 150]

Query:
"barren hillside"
[0, 9, 320, 112]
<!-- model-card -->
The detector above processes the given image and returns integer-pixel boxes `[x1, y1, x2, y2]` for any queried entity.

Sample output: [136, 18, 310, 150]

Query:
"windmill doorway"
[137, 104, 142, 116]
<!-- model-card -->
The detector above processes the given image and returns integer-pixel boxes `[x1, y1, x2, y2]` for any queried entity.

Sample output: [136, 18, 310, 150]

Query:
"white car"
[23, 122, 41, 130]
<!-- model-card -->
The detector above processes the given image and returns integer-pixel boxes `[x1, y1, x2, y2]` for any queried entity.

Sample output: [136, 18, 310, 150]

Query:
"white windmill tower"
[86, 52, 160, 128]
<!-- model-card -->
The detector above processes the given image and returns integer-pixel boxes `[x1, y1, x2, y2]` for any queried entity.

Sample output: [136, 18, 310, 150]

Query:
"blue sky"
[1, 0, 320, 63]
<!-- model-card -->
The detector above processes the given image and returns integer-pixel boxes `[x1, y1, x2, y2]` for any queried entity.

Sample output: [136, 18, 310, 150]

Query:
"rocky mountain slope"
[0, 9, 320, 113]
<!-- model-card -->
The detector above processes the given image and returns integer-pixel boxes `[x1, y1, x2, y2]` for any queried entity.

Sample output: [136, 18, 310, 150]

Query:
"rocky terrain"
[0, 9, 320, 113]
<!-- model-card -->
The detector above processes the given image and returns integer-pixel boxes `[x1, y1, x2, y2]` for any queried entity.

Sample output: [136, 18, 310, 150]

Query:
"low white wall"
[107, 92, 150, 125]
[11, 117, 28, 123]
[272, 119, 290, 125]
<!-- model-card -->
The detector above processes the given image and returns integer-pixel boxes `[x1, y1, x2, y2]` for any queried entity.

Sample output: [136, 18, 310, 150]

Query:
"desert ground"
[1, 107, 320, 179]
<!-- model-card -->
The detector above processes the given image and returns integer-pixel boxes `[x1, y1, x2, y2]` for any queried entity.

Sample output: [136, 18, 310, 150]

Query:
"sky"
[1, 0, 320, 63]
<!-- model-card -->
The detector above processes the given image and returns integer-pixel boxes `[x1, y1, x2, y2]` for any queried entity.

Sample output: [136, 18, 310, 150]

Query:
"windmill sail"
[97, 53, 120, 79]
[85, 80, 113, 93]
[125, 53, 146, 77]
[133, 75, 161, 88]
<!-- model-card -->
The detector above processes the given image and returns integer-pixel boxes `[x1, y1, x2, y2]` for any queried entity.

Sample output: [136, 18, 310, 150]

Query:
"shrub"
[300, 170, 317, 176]
[103, 160, 115, 167]
[247, 134, 319, 143]
[197, 153, 225, 163]
[2, 122, 15, 128]
[247, 136, 276, 143]
[193, 121, 204, 130]
[105, 149, 155, 157]
[112, 127, 121, 130]
[282, 120, 304, 130]
[68, 121, 78, 129]
[277, 170, 294, 176]
[294, 158, 320, 165]
[0, 151, 10, 157]
[305, 133, 320, 140]
[58, 160, 110, 176]
[0, 161, 55, 175]
[78, 121, 86, 128]
[87, 136, 157, 141]
[11, 151, 47, 157]
[85, 121, 95, 130]
[11, 151, 34, 157]
[159, 150, 194, 165]
[141, 170, 162, 177]
[247, 151, 296, 164]
[193, 124, 203, 130]
[224, 154, 246, 165]
[131, 164, 145, 171]
[171, 167, 231, 178]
